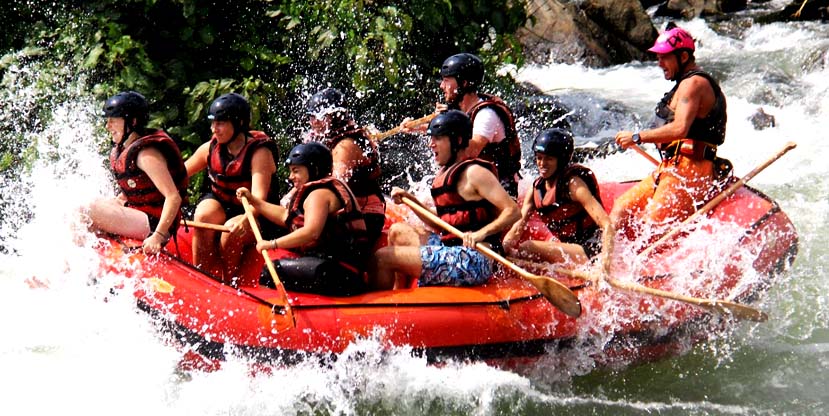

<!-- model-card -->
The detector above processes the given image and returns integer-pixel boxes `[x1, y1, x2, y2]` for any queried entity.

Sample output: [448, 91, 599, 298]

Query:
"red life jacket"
[430, 158, 501, 247]
[532, 164, 602, 244]
[286, 177, 370, 269]
[317, 122, 385, 216]
[207, 131, 280, 206]
[109, 130, 188, 226]
[466, 93, 521, 190]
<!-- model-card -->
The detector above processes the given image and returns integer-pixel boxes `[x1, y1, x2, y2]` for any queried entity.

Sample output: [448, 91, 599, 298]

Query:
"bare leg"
[369, 245, 424, 290]
[220, 214, 255, 284]
[519, 240, 589, 265]
[368, 222, 428, 290]
[86, 198, 151, 239]
[192, 199, 226, 278]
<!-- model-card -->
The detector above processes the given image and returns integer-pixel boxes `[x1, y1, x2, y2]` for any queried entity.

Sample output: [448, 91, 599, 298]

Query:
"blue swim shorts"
[419, 233, 493, 287]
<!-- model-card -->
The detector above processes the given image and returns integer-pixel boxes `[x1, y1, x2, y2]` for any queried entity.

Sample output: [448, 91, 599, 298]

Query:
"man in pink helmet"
[605, 23, 729, 254]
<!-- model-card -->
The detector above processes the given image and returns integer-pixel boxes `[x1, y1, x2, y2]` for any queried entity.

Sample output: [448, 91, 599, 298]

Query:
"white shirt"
[471, 107, 506, 143]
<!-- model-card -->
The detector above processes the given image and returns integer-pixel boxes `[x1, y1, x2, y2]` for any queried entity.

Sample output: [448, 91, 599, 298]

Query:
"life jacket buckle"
[668, 139, 717, 162]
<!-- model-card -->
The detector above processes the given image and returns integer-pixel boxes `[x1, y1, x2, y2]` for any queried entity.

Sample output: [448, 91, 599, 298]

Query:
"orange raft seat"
[93, 181, 797, 370]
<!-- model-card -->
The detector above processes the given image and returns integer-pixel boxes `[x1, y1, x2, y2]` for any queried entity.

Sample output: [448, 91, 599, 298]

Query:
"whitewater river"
[1, 14, 827, 416]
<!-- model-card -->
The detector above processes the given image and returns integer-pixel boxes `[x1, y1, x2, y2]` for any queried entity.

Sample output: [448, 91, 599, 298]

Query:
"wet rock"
[517, 0, 656, 67]
[748, 107, 777, 130]
[573, 138, 620, 163]
[654, 0, 747, 18]
[756, 0, 829, 22]
[512, 94, 573, 139]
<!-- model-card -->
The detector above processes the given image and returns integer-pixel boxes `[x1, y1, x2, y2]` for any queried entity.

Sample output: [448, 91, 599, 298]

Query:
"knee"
[388, 223, 416, 245]
[194, 205, 214, 222]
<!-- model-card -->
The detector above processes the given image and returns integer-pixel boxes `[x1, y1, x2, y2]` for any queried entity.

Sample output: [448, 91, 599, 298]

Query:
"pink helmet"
[648, 27, 695, 54]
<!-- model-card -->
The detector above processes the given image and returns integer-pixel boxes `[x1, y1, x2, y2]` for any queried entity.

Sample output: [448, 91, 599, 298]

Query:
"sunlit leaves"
[0, 0, 529, 190]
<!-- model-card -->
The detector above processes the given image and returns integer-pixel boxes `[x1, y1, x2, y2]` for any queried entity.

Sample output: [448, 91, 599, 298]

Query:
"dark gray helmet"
[306, 88, 345, 117]
[101, 91, 149, 128]
[532, 128, 574, 166]
[427, 110, 472, 151]
[439, 53, 484, 91]
[286, 142, 333, 181]
[207, 93, 251, 131]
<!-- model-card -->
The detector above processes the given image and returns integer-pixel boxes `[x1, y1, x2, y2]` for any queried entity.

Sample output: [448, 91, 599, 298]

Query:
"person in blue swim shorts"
[369, 110, 519, 289]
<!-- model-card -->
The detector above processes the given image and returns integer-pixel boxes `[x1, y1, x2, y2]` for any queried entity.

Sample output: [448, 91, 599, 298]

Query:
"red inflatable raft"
[95, 181, 797, 370]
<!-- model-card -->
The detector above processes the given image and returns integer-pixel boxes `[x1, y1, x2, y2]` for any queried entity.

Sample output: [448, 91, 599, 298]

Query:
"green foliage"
[1, 0, 528, 193]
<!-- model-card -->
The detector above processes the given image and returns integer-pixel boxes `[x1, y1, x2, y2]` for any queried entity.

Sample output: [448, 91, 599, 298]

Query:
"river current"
[0, 14, 827, 416]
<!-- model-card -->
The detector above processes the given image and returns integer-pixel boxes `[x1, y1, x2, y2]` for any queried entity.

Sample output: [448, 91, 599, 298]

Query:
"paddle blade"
[528, 273, 582, 318]
[702, 300, 768, 322]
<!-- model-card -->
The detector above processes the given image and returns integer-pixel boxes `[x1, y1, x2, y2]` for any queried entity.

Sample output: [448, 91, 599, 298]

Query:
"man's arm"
[641, 77, 705, 143]
[184, 141, 210, 177]
[503, 187, 534, 251]
[464, 108, 503, 158]
[463, 164, 519, 246]
[616, 76, 709, 148]
[331, 138, 363, 182]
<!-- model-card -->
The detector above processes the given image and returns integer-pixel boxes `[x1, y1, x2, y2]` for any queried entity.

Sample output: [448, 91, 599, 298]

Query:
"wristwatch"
[632, 132, 642, 145]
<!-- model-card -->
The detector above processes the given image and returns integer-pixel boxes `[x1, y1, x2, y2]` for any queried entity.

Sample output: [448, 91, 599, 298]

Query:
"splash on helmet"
[306, 88, 346, 118]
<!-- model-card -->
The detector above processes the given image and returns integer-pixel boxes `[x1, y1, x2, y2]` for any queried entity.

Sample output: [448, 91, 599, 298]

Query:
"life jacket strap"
[662, 139, 717, 162]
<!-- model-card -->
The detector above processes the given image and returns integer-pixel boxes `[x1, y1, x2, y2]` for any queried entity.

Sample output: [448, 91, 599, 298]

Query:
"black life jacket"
[654, 69, 727, 147]
[532, 164, 601, 244]
[430, 158, 501, 248]
[286, 177, 371, 269]
[207, 130, 280, 206]
[109, 130, 188, 227]
[466, 93, 521, 193]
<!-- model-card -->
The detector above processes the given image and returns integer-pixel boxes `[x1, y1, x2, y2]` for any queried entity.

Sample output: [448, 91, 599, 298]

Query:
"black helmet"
[532, 128, 574, 166]
[101, 91, 149, 128]
[306, 88, 345, 117]
[208, 93, 251, 132]
[286, 142, 333, 181]
[427, 110, 472, 151]
[439, 53, 484, 91]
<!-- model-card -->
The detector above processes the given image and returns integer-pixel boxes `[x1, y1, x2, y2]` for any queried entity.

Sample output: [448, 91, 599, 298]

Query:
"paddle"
[369, 113, 438, 142]
[631, 144, 660, 166]
[400, 196, 582, 318]
[507, 257, 768, 322]
[638, 141, 797, 259]
[240, 196, 295, 324]
[180, 219, 230, 233]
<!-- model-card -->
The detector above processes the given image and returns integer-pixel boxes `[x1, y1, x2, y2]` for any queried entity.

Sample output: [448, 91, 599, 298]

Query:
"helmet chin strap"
[118, 117, 135, 151]
[446, 137, 462, 166]
[446, 152, 458, 167]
